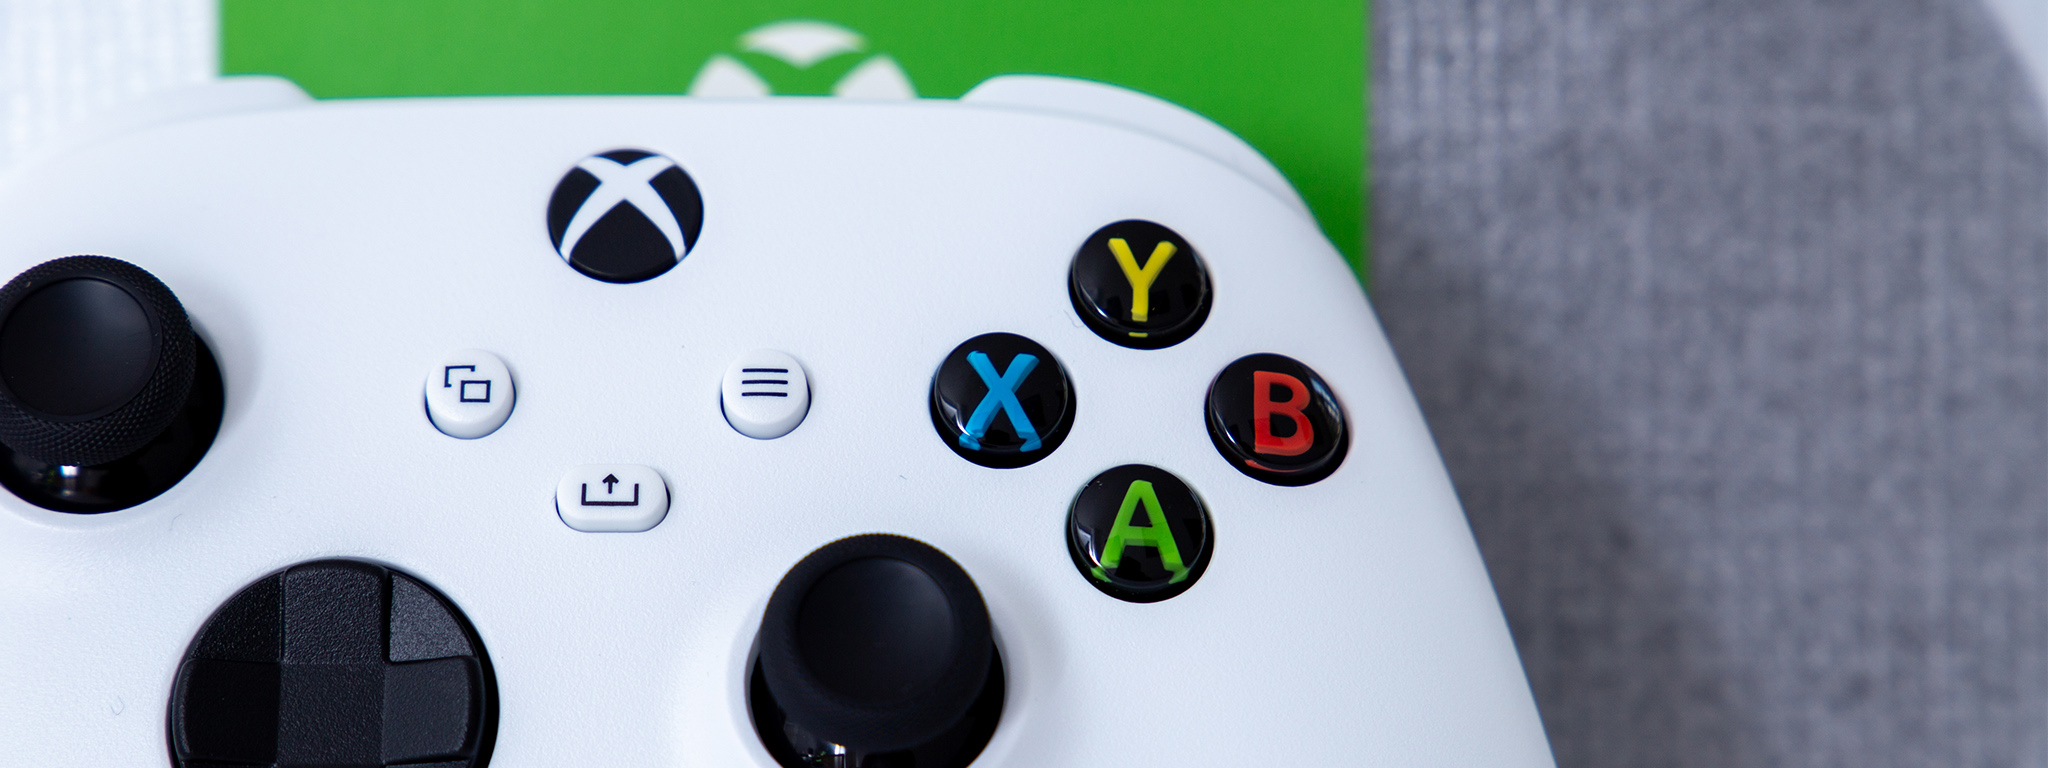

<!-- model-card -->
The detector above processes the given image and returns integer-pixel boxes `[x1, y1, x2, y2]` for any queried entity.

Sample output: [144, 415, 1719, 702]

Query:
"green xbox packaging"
[221, 1, 1366, 275]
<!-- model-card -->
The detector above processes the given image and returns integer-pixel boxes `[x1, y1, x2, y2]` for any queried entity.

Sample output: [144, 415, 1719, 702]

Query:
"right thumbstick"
[752, 534, 1004, 766]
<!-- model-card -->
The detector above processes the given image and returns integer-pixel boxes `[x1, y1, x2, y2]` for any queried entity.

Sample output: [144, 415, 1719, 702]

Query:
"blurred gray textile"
[1373, 1, 2048, 766]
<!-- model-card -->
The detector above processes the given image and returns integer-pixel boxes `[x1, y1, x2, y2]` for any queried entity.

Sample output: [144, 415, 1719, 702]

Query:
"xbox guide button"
[1068, 464, 1213, 602]
[1068, 220, 1213, 349]
[424, 350, 515, 439]
[929, 333, 1075, 469]
[546, 149, 705, 283]
[1206, 353, 1350, 486]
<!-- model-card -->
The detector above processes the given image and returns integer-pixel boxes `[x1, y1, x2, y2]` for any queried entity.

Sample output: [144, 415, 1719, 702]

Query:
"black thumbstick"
[0, 256, 193, 465]
[752, 534, 1004, 765]
[0, 256, 221, 512]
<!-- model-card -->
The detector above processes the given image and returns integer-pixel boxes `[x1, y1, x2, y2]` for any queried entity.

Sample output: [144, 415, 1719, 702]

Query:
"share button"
[555, 464, 670, 532]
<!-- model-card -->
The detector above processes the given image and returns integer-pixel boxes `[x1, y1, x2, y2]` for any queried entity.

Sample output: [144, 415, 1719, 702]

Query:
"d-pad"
[169, 560, 496, 768]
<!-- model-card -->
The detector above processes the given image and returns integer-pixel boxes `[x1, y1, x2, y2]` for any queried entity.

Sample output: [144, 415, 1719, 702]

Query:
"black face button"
[1068, 464, 1213, 602]
[169, 560, 497, 768]
[1068, 220, 1212, 349]
[753, 534, 1002, 762]
[1206, 353, 1349, 486]
[929, 333, 1074, 469]
[547, 148, 705, 283]
[0, 256, 195, 467]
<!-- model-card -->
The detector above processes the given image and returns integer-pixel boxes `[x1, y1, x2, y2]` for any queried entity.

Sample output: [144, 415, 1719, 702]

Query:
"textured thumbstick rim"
[758, 533, 996, 753]
[0, 256, 194, 466]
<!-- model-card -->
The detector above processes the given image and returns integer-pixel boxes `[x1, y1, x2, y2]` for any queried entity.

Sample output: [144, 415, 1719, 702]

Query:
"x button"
[930, 332, 1074, 468]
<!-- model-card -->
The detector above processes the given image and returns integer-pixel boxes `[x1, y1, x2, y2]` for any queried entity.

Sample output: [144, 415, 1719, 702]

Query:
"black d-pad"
[169, 560, 496, 768]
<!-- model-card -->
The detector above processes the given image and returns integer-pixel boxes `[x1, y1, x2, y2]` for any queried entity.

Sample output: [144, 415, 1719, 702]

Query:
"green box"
[222, 1, 1366, 276]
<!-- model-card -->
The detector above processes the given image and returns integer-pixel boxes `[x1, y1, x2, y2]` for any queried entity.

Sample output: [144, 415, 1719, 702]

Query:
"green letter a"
[1091, 480, 1189, 584]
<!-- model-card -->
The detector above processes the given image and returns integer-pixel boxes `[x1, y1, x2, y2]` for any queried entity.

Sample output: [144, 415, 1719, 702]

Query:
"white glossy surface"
[963, 75, 1311, 218]
[0, 80, 1554, 767]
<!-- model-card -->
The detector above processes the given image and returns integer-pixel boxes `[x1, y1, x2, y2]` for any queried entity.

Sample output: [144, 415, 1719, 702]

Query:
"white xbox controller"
[0, 75, 1555, 767]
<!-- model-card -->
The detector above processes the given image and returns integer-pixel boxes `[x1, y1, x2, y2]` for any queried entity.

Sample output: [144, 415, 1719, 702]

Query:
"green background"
[222, 1, 1366, 276]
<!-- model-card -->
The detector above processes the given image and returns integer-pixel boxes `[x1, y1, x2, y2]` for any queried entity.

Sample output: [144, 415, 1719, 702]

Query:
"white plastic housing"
[0, 79, 1554, 767]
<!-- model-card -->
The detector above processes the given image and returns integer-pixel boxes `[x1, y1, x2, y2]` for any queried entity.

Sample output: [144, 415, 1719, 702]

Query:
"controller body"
[0, 76, 1554, 766]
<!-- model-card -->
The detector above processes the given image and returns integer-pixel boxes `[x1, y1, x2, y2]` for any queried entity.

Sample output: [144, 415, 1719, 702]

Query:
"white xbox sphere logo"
[688, 20, 915, 99]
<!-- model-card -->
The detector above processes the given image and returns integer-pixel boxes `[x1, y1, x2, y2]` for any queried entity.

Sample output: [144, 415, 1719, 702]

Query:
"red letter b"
[1252, 371, 1312, 456]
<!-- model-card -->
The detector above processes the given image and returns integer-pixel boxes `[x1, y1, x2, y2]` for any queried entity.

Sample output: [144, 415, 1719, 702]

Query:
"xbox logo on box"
[546, 149, 705, 284]
[688, 20, 916, 99]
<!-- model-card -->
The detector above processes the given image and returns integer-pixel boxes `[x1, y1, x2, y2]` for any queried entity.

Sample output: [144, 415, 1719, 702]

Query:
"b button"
[1205, 354, 1349, 486]
[1068, 220, 1212, 349]
[1067, 465, 1212, 602]
[930, 333, 1074, 469]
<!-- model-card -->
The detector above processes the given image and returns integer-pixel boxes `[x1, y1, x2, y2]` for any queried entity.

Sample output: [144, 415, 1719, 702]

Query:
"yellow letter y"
[1107, 238, 1177, 322]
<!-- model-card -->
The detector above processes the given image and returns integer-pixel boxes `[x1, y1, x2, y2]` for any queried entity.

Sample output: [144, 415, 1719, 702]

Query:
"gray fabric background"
[1374, 1, 2048, 765]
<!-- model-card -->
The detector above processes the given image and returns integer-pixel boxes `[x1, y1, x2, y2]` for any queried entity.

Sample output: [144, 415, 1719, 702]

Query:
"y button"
[1069, 220, 1212, 349]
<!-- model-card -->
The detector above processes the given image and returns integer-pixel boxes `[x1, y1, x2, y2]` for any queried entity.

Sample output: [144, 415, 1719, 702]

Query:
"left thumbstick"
[0, 256, 221, 512]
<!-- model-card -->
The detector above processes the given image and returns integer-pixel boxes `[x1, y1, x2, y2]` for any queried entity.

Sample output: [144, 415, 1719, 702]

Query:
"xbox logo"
[688, 20, 915, 99]
[546, 149, 705, 284]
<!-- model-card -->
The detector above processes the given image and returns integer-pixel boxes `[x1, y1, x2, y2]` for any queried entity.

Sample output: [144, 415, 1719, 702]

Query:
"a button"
[1205, 354, 1349, 486]
[555, 464, 669, 532]
[1068, 220, 1212, 349]
[168, 560, 496, 768]
[929, 333, 1074, 469]
[721, 350, 810, 439]
[1067, 464, 1212, 602]
[546, 149, 705, 284]
[424, 350, 515, 439]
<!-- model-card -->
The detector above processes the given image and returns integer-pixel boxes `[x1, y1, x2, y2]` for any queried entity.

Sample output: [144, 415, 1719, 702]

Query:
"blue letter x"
[958, 351, 1042, 452]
